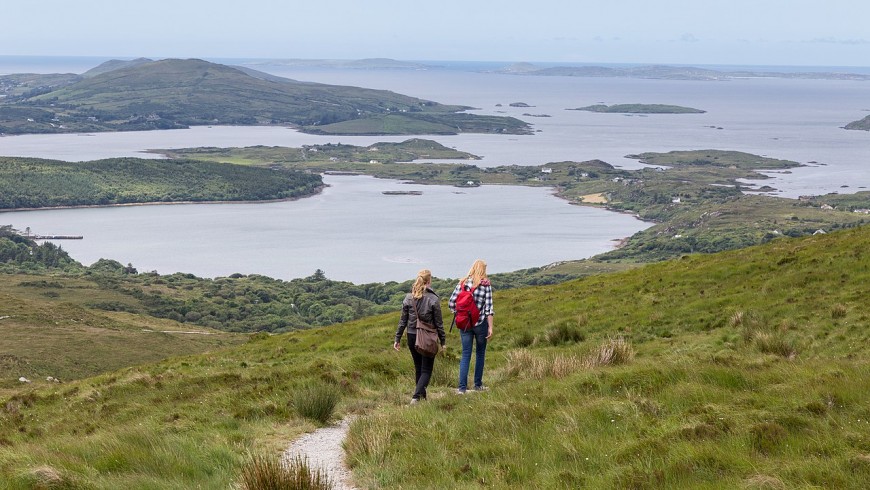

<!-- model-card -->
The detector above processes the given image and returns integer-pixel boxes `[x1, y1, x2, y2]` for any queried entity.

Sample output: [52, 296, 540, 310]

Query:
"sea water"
[1, 57, 868, 281]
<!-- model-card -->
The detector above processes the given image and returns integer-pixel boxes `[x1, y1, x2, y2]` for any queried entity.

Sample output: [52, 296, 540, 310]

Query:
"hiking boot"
[456, 389, 466, 395]
[473, 386, 488, 392]
[410, 398, 419, 405]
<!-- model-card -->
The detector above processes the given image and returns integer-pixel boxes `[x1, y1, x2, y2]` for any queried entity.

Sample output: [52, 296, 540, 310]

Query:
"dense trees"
[0, 157, 323, 209]
[0, 225, 81, 272]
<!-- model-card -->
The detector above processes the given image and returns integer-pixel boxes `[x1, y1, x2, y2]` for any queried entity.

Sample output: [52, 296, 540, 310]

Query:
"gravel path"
[283, 417, 357, 490]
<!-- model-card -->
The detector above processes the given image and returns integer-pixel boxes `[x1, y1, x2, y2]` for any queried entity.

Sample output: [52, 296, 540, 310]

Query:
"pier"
[31, 235, 84, 240]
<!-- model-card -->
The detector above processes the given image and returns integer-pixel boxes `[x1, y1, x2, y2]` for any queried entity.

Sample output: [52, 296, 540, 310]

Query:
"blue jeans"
[458, 321, 488, 391]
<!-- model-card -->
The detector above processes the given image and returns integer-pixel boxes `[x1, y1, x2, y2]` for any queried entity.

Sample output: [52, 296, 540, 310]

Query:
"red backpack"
[451, 283, 480, 332]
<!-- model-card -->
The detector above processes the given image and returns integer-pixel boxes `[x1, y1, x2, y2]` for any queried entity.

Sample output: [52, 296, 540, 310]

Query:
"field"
[1, 226, 869, 488]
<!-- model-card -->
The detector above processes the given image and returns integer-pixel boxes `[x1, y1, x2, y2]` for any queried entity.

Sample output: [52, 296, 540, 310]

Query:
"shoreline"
[0, 184, 327, 214]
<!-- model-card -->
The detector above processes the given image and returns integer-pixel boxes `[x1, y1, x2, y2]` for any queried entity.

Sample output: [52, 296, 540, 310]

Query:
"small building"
[541, 167, 553, 174]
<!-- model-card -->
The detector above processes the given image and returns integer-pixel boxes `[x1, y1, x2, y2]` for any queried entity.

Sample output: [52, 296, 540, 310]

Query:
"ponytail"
[411, 269, 432, 299]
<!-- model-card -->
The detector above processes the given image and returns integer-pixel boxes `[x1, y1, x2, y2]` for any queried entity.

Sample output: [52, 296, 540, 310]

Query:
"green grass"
[2, 226, 870, 487]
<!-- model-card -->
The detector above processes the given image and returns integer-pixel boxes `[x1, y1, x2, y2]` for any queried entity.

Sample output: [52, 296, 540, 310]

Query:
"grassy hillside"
[1, 226, 870, 487]
[0, 58, 530, 136]
[0, 156, 322, 209]
[0, 272, 247, 389]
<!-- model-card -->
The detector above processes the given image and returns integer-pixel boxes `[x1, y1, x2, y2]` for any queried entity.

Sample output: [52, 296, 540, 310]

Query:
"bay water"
[0, 175, 648, 282]
[1, 57, 868, 281]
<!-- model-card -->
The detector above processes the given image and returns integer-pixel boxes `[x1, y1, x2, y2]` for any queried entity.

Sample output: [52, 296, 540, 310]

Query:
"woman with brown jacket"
[394, 269, 446, 403]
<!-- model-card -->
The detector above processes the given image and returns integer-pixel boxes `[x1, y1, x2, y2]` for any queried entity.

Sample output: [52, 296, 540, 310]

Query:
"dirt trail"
[283, 417, 357, 490]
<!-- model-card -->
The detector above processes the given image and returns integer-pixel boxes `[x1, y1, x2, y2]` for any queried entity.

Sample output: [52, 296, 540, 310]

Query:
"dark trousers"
[406, 333, 435, 400]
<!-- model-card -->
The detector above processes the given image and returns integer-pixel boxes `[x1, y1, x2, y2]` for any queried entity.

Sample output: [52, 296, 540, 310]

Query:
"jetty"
[31, 235, 84, 240]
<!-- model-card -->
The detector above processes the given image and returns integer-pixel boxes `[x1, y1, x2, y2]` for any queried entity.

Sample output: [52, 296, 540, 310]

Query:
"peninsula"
[0, 58, 530, 136]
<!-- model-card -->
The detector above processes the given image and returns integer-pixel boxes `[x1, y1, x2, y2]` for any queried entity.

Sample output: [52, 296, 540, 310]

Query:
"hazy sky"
[5, 0, 869, 67]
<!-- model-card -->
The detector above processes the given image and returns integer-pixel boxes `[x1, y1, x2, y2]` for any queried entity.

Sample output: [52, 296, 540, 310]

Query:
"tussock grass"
[744, 474, 787, 489]
[344, 415, 395, 467]
[505, 337, 634, 379]
[831, 303, 848, 319]
[292, 383, 341, 425]
[544, 321, 586, 345]
[238, 454, 332, 490]
[13, 465, 78, 489]
[583, 336, 634, 368]
[753, 331, 798, 358]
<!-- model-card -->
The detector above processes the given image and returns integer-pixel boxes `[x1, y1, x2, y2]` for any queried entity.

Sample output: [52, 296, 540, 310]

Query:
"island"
[844, 115, 870, 131]
[568, 104, 706, 114]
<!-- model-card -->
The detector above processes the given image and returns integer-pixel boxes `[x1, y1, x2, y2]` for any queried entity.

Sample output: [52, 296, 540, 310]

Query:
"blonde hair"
[411, 269, 432, 299]
[461, 259, 488, 290]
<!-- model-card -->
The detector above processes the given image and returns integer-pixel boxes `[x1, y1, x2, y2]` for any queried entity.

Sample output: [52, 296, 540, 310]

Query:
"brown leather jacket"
[395, 288, 445, 345]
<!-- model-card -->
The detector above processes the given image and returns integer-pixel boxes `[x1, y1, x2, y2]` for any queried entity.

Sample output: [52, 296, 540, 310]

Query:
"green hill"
[0, 58, 530, 136]
[2, 226, 870, 487]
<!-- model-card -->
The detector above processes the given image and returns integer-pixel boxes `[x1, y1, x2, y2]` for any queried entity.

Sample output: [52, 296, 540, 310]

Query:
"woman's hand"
[393, 341, 400, 351]
[486, 327, 493, 340]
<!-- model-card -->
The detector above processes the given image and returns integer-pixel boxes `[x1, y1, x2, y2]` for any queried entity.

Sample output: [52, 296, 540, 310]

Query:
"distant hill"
[0, 58, 530, 135]
[81, 57, 153, 78]
[844, 114, 870, 131]
[498, 63, 870, 81]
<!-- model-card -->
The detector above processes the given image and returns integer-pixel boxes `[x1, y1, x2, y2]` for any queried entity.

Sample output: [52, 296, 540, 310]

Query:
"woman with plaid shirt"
[448, 259, 494, 393]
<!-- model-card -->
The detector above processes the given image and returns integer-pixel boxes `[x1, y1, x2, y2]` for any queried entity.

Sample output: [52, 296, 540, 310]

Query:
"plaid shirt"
[448, 279, 493, 327]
